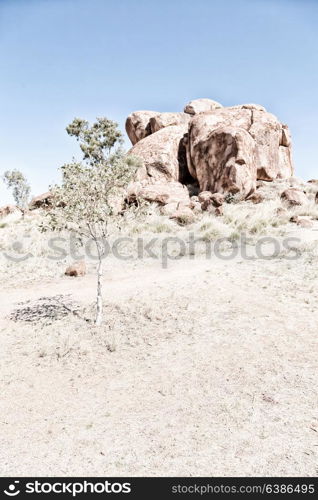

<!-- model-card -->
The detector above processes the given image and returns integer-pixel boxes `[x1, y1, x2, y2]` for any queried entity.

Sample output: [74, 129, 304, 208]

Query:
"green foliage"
[2, 169, 31, 209]
[66, 117, 123, 164]
[224, 192, 242, 204]
[46, 117, 140, 239]
[44, 116, 141, 326]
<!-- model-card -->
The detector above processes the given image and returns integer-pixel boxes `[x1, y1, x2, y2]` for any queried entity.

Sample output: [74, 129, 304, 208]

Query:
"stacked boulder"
[126, 98, 294, 209]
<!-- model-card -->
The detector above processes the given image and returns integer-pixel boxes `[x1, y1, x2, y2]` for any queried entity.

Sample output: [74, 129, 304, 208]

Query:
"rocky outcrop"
[125, 98, 294, 207]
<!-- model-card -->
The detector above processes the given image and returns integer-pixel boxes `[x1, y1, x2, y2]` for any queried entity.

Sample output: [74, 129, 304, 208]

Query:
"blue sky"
[1, 0, 318, 203]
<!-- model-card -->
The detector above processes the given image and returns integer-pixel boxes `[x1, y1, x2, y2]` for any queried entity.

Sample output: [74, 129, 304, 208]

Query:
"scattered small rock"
[276, 207, 288, 217]
[189, 200, 202, 213]
[297, 219, 314, 229]
[160, 202, 178, 216]
[169, 207, 195, 225]
[215, 206, 224, 217]
[289, 215, 299, 223]
[246, 192, 264, 204]
[198, 191, 224, 210]
[65, 261, 86, 277]
[262, 394, 278, 405]
[281, 188, 307, 206]
[198, 191, 213, 210]
[210, 193, 225, 207]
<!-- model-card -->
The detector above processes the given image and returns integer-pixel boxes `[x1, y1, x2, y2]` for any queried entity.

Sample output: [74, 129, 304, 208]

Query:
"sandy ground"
[1, 243, 318, 477]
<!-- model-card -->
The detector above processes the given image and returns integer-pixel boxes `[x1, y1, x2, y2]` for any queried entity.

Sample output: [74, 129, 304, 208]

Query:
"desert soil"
[0, 249, 318, 476]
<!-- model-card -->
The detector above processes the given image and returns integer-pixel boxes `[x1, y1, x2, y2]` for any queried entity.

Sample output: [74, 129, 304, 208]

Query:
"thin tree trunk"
[95, 256, 103, 326]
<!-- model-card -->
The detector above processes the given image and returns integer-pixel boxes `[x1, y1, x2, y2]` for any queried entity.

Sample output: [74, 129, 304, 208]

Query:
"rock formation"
[125, 98, 294, 207]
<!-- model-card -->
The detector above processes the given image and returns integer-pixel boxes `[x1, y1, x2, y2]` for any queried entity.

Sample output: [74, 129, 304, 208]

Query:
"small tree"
[2, 169, 31, 210]
[47, 117, 139, 326]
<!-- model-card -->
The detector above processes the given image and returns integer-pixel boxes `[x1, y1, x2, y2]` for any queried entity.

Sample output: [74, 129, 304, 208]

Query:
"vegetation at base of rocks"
[224, 192, 242, 204]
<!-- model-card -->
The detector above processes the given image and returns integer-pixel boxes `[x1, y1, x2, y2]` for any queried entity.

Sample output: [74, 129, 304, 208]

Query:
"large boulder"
[192, 126, 257, 197]
[149, 112, 190, 133]
[129, 125, 191, 183]
[248, 110, 282, 180]
[184, 98, 223, 115]
[187, 107, 252, 178]
[278, 145, 293, 179]
[187, 105, 293, 192]
[126, 111, 191, 145]
[127, 180, 191, 207]
[125, 111, 157, 145]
